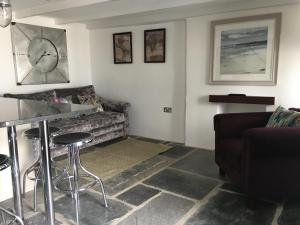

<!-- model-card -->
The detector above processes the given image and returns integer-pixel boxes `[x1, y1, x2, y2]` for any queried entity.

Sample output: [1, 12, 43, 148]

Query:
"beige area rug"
[77, 138, 170, 181]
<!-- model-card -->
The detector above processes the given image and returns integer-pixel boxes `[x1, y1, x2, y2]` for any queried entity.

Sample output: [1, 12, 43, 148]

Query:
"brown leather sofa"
[214, 111, 300, 208]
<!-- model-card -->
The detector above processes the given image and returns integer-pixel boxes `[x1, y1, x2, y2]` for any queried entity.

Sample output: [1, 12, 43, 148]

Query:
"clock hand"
[35, 51, 47, 65]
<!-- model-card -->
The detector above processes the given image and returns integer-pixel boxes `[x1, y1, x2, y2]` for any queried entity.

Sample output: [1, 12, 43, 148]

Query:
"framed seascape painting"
[144, 28, 166, 63]
[113, 32, 133, 64]
[209, 13, 281, 85]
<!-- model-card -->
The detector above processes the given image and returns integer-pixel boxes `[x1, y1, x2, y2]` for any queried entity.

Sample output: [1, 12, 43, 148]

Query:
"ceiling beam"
[85, 0, 300, 29]
[14, 0, 113, 19]
[53, 0, 220, 25]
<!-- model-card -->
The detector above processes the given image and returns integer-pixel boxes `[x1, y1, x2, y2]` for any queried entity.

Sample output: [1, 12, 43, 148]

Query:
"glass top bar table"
[0, 97, 97, 225]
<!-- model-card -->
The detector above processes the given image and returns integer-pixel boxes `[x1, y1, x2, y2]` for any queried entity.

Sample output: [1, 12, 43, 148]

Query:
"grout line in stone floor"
[55, 212, 74, 225]
[218, 187, 245, 196]
[131, 159, 169, 179]
[176, 182, 224, 225]
[272, 203, 283, 225]
[109, 194, 137, 209]
[141, 183, 199, 203]
[169, 166, 224, 183]
[110, 192, 164, 225]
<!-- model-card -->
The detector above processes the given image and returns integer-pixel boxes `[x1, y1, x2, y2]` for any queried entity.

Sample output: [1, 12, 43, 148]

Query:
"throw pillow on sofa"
[51, 95, 73, 104]
[77, 94, 104, 112]
[266, 106, 300, 128]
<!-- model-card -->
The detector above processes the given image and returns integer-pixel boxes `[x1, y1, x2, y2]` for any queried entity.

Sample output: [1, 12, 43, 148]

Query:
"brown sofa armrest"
[243, 127, 300, 158]
[214, 112, 272, 139]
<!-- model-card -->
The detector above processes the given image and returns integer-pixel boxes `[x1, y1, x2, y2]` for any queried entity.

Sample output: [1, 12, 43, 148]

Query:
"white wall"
[186, 4, 300, 149]
[0, 16, 92, 201]
[90, 21, 186, 143]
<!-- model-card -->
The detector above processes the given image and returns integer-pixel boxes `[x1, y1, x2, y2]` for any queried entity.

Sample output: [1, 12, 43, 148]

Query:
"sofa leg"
[219, 168, 225, 177]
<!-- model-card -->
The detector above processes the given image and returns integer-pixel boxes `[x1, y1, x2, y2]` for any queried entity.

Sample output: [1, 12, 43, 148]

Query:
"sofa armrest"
[243, 127, 300, 158]
[214, 112, 272, 139]
[101, 98, 130, 113]
[101, 97, 130, 135]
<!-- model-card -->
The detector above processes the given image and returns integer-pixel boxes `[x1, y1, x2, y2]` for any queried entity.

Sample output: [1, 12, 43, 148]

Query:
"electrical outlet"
[163, 107, 172, 113]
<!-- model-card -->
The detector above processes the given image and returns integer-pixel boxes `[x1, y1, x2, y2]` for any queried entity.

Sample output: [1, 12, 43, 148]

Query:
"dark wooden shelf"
[209, 95, 275, 105]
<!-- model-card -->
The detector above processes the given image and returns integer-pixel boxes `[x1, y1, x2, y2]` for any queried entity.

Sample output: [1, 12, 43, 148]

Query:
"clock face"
[28, 38, 59, 73]
[11, 23, 69, 85]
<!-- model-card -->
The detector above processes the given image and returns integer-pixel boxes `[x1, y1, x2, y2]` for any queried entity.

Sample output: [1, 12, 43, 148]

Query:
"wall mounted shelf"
[209, 95, 275, 105]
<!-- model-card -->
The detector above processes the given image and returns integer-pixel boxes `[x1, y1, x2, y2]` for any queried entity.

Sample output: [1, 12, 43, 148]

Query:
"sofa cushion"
[51, 95, 73, 103]
[4, 90, 55, 102]
[50, 111, 125, 133]
[54, 85, 95, 104]
[266, 106, 300, 128]
[77, 93, 104, 112]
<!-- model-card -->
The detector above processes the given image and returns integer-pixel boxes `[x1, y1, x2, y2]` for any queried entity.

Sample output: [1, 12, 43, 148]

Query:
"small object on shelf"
[228, 94, 246, 96]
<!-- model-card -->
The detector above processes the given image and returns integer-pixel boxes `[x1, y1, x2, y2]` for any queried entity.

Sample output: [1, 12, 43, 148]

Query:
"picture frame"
[209, 13, 281, 85]
[113, 32, 133, 64]
[144, 28, 166, 63]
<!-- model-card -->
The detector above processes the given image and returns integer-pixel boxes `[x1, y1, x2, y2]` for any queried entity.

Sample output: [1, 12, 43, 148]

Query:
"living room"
[0, 0, 299, 224]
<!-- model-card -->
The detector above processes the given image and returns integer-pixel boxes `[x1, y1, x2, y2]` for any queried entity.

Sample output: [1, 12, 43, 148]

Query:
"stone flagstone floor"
[1, 136, 299, 225]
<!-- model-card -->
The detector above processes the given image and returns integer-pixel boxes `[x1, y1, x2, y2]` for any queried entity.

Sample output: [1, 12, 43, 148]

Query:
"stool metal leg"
[39, 120, 55, 225]
[67, 151, 74, 199]
[7, 126, 24, 220]
[72, 145, 80, 225]
[33, 166, 41, 212]
[78, 158, 108, 208]
[22, 156, 40, 196]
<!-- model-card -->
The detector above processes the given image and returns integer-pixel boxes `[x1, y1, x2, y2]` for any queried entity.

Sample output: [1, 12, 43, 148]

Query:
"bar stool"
[0, 154, 24, 225]
[22, 127, 61, 212]
[53, 132, 108, 225]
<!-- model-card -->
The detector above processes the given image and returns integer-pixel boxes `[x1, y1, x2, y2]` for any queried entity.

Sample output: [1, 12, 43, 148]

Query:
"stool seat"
[53, 132, 93, 147]
[24, 127, 60, 139]
[0, 154, 10, 171]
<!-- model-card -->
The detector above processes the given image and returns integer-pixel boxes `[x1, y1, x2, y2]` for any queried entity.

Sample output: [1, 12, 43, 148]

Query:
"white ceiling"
[11, 0, 300, 29]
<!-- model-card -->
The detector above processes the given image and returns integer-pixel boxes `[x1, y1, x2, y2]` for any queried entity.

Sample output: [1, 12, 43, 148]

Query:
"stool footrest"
[54, 175, 98, 193]
[0, 207, 24, 225]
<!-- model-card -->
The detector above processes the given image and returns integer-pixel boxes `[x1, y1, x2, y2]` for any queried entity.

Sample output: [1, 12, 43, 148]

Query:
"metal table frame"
[7, 120, 55, 225]
[1, 98, 97, 225]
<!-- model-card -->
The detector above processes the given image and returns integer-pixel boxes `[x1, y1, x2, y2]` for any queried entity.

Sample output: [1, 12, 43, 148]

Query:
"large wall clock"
[11, 22, 69, 85]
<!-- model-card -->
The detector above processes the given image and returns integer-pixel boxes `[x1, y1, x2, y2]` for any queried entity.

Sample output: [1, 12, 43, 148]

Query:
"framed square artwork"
[209, 13, 281, 85]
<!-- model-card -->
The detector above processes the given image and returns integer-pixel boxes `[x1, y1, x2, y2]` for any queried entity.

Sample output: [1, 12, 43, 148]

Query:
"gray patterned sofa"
[4, 85, 130, 157]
